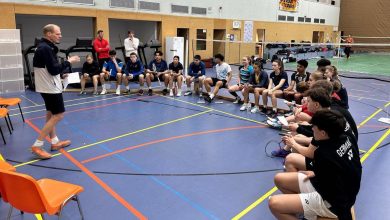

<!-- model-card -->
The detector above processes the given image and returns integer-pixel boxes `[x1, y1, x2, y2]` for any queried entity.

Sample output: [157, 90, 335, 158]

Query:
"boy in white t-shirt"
[204, 54, 232, 103]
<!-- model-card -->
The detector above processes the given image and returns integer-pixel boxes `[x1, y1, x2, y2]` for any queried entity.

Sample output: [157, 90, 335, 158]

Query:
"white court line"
[20, 95, 39, 106]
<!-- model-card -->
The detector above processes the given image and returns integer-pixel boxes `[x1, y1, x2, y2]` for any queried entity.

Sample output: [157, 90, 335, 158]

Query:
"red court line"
[81, 125, 266, 164]
[27, 95, 157, 121]
[26, 119, 148, 220]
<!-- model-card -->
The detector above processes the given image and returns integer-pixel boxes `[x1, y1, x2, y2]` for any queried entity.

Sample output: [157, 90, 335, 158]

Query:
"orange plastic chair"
[0, 97, 25, 124]
[0, 108, 13, 144]
[0, 169, 84, 220]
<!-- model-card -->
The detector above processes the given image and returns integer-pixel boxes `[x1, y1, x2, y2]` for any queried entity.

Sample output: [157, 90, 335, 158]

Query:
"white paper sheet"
[63, 72, 80, 91]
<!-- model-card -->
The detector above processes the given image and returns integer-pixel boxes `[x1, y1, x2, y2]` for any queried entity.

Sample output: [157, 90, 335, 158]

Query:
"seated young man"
[168, 55, 184, 97]
[283, 59, 311, 104]
[240, 61, 269, 112]
[80, 54, 100, 95]
[269, 109, 362, 220]
[185, 55, 206, 97]
[145, 51, 169, 96]
[228, 56, 253, 104]
[203, 54, 232, 103]
[99, 50, 124, 95]
[123, 52, 144, 95]
[262, 59, 289, 117]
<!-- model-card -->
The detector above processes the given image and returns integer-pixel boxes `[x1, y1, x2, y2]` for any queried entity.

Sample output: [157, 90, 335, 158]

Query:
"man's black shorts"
[211, 78, 228, 88]
[41, 93, 65, 115]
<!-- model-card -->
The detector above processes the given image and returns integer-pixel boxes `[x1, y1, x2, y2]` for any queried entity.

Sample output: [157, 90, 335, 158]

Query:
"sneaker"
[51, 140, 71, 151]
[204, 94, 212, 103]
[251, 107, 261, 113]
[267, 117, 278, 123]
[31, 147, 52, 159]
[233, 97, 241, 104]
[100, 89, 107, 95]
[169, 90, 174, 97]
[162, 88, 168, 95]
[138, 89, 144, 96]
[260, 107, 267, 114]
[148, 89, 153, 96]
[184, 91, 192, 96]
[79, 90, 86, 95]
[116, 88, 121, 95]
[267, 120, 282, 130]
[93, 91, 99, 95]
[177, 90, 181, 97]
[269, 111, 279, 118]
[240, 103, 249, 111]
[271, 148, 291, 158]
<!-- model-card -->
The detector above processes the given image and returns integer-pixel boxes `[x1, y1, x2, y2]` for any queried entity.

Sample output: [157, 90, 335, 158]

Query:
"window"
[278, 15, 287, 21]
[196, 29, 207, 50]
[305, 17, 312, 23]
[298, 17, 305, 22]
[192, 7, 207, 15]
[171, 4, 189, 14]
[287, 16, 294, 22]
[320, 19, 325, 24]
[314, 18, 320, 23]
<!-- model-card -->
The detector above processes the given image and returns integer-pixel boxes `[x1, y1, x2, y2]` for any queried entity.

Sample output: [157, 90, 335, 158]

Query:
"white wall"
[7, 0, 340, 26]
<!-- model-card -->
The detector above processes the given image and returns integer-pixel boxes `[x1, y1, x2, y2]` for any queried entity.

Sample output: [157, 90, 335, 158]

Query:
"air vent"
[278, 15, 286, 21]
[287, 16, 294, 22]
[139, 1, 160, 11]
[192, 7, 207, 15]
[63, 0, 94, 5]
[171, 4, 189, 14]
[110, 0, 135, 9]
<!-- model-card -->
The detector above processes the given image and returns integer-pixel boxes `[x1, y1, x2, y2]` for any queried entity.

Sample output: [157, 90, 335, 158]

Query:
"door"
[213, 29, 226, 56]
[177, 28, 189, 73]
[256, 29, 266, 58]
[165, 37, 184, 70]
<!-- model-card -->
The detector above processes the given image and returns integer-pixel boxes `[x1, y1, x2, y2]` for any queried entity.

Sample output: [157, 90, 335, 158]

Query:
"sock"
[229, 91, 238, 98]
[51, 136, 59, 145]
[102, 84, 106, 90]
[126, 85, 129, 90]
[148, 86, 152, 89]
[210, 94, 215, 99]
[33, 139, 44, 147]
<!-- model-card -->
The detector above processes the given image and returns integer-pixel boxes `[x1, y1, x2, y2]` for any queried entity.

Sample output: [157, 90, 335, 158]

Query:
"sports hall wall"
[339, 0, 390, 51]
[0, 1, 337, 64]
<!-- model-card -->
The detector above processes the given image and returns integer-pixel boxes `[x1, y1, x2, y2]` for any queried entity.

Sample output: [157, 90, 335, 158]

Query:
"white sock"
[148, 86, 152, 89]
[210, 94, 215, 99]
[126, 85, 129, 90]
[178, 89, 181, 93]
[102, 84, 106, 90]
[33, 139, 44, 147]
[51, 136, 59, 145]
[116, 86, 120, 90]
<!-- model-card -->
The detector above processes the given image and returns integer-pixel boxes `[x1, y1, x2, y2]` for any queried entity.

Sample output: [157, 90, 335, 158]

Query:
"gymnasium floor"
[0, 67, 389, 220]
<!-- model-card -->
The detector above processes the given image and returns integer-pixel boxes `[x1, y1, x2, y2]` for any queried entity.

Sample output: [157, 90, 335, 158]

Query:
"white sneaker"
[169, 90, 174, 97]
[177, 90, 181, 97]
[116, 88, 120, 95]
[100, 89, 107, 95]
[199, 92, 203, 98]
[251, 107, 260, 113]
[240, 103, 249, 111]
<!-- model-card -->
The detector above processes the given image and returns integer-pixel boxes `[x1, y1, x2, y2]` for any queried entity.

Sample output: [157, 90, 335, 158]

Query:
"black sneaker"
[162, 89, 168, 95]
[204, 94, 212, 103]
[148, 89, 153, 96]
[269, 110, 279, 118]
[233, 97, 241, 104]
[184, 91, 192, 96]
[260, 107, 267, 114]
[138, 89, 144, 95]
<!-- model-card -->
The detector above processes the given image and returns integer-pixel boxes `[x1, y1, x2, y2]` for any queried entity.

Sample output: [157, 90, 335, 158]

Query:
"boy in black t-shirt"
[283, 59, 310, 104]
[269, 110, 362, 220]
[168, 55, 184, 96]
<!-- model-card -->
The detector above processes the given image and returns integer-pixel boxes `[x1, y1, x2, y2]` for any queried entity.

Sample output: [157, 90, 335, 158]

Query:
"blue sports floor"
[0, 69, 389, 219]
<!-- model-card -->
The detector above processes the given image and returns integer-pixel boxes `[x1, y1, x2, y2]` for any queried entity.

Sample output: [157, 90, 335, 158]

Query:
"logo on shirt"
[336, 137, 352, 158]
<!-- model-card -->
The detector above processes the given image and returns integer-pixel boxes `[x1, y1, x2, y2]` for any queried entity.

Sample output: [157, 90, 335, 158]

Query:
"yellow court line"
[360, 128, 390, 163]
[0, 152, 4, 161]
[162, 95, 268, 126]
[14, 110, 212, 168]
[231, 101, 390, 219]
[34, 214, 43, 220]
[231, 187, 278, 220]
[9, 96, 122, 117]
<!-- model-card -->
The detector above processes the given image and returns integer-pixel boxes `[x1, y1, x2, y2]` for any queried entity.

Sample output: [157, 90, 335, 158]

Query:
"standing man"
[93, 30, 110, 69]
[124, 30, 140, 64]
[32, 24, 80, 159]
[342, 34, 354, 60]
